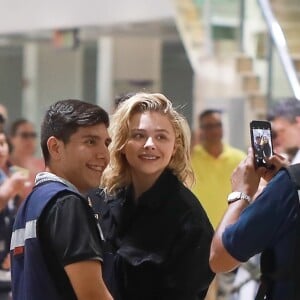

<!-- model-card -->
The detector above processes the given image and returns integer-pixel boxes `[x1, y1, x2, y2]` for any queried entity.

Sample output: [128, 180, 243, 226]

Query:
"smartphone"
[250, 120, 274, 168]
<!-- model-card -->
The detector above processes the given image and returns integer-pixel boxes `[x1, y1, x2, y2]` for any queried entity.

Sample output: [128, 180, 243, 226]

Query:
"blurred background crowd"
[0, 0, 299, 299]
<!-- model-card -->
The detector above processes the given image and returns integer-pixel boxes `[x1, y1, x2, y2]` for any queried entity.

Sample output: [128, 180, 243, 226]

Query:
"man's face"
[54, 124, 111, 193]
[271, 117, 300, 152]
[199, 112, 223, 145]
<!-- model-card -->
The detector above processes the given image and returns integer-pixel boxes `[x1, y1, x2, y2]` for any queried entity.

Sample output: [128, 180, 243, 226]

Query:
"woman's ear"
[47, 136, 63, 161]
[120, 145, 126, 154]
[172, 144, 177, 156]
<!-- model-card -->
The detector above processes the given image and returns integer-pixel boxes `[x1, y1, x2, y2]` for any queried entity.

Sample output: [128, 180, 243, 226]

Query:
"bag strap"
[286, 164, 300, 299]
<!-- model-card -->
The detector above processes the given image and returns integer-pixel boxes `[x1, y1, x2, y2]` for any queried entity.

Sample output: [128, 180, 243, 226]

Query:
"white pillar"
[96, 36, 114, 113]
[22, 42, 39, 124]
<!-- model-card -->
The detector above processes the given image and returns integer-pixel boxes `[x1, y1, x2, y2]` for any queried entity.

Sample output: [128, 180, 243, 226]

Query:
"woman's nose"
[144, 137, 155, 149]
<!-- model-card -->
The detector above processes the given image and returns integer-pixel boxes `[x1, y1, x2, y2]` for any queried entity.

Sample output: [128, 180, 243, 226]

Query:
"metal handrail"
[257, 0, 300, 100]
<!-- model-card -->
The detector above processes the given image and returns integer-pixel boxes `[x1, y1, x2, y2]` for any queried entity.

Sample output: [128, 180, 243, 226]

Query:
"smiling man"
[10, 99, 112, 300]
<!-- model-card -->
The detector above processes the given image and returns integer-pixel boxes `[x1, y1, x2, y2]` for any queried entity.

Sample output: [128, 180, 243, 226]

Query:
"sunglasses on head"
[17, 132, 37, 139]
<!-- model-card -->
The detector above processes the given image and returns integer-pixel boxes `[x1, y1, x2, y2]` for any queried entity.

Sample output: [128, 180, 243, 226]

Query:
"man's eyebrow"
[81, 135, 111, 142]
[81, 134, 101, 139]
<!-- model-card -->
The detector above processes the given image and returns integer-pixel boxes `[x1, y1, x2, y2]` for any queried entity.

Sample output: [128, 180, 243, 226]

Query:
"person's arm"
[0, 172, 28, 210]
[210, 201, 248, 272]
[210, 148, 262, 272]
[65, 260, 112, 300]
[210, 148, 289, 273]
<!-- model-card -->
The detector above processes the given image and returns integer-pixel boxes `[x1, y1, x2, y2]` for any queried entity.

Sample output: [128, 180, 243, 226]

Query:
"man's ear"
[47, 136, 63, 161]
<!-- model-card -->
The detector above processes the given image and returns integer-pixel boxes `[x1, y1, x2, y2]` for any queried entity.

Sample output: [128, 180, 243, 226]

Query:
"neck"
[43, 166, 82, 194]
[203, 142, 223, 158]
[131, 171, 162, 201]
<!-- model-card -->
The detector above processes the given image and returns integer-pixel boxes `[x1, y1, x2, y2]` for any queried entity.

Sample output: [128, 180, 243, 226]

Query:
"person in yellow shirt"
[191, 109, 245, 300]
[191, 109, 245, 228]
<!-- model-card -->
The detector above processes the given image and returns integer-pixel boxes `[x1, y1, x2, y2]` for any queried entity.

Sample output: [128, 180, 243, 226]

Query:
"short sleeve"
[39, 193, 103, 266]
[222, 169, 300, 262]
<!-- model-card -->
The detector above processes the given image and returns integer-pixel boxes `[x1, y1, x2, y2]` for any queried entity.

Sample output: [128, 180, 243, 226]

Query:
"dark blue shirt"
[223, 169, 300, 299]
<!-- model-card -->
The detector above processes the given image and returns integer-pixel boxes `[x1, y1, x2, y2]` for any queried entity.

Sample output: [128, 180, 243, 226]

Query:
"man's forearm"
[210, 200, 248, 273]
[65, 260, 113, 300]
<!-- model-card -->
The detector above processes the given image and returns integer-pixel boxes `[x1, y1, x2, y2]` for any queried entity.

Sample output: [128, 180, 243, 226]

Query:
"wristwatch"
[227, 192, 251, 204]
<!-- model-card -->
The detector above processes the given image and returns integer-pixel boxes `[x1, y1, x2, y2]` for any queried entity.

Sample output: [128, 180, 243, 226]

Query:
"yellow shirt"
[191, 144, 246, 229]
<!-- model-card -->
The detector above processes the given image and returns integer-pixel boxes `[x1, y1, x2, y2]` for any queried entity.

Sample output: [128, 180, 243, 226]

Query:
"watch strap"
[227, 191, 251, 204]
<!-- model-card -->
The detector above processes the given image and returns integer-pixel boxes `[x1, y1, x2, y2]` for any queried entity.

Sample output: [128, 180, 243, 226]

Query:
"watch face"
[228, 192, 240, 201]
[227, 192, 251, 204]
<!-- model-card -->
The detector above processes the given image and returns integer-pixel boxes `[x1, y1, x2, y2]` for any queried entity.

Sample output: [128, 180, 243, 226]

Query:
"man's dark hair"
[267, 97, 300, 123]
[114, 92, 136, 108]
[41, 99, 109, 164]
[198, 109, 223, 123]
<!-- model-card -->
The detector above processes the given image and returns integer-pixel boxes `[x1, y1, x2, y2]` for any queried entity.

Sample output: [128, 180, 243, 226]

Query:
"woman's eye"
[132, 133, 144, 139]
[157, 135, 166, 140]
[86, 139, 95, 145]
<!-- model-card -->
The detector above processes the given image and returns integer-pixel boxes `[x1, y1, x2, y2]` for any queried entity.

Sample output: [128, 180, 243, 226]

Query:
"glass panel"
[192, 0, 298, 102]
[210, 0, 240, 21]
[271, 46, 294, 100]
[193, 0, 241, 54]
[253, 0, 298, 102]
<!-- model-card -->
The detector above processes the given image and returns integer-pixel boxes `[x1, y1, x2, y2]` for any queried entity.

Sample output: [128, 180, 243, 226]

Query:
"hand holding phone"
[250, 120, 274, 169]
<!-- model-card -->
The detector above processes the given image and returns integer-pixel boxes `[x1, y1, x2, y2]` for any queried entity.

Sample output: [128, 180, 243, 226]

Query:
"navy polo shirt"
[223, 169, 300, 299]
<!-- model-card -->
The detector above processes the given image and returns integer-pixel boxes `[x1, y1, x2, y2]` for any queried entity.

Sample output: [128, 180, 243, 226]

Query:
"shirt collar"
[35, 171, 80, 194]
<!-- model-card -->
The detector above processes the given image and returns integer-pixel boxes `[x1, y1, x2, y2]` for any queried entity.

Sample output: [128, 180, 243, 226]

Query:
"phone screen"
[250, 121, 273, 168]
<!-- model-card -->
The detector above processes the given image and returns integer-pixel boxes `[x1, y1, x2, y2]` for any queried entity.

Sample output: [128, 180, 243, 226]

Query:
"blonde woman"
[89, 93, 214, 300]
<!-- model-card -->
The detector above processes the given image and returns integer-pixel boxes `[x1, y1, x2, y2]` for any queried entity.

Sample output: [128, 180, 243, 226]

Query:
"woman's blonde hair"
[101, 92, 194, 193]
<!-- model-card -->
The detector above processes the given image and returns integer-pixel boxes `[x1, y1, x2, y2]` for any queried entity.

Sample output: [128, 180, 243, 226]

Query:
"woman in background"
[0, 129, 28, 300]
[90, 92, 214, 300]
[9, 119, 44, 199]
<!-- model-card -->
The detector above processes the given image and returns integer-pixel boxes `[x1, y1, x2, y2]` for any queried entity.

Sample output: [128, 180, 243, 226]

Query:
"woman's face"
[11, 122, 37, 157]
[123, 111, 176, 185]
[0, 133, 9, 168]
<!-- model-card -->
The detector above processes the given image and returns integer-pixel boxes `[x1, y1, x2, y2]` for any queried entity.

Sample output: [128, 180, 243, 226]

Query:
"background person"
[267, 97, 300, 164]
[90, 92, 214, 300]
[10, 99, 112, 300]
[0, 130, 28, 300]
[9, 119, 44, 199]
[191, 109, 246, 300]
[191, 109, 246, 229]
